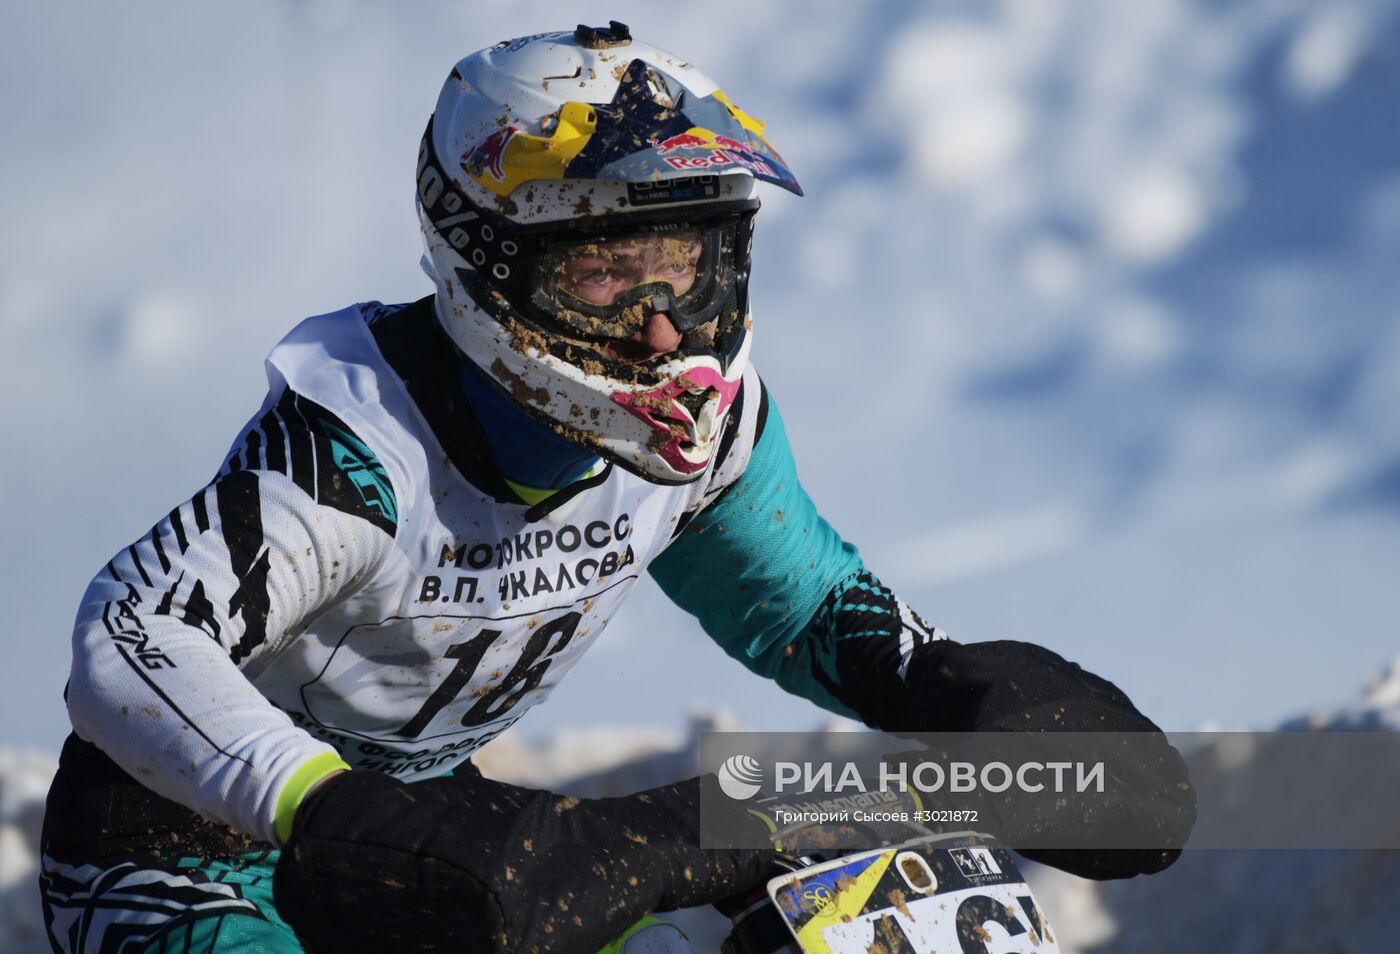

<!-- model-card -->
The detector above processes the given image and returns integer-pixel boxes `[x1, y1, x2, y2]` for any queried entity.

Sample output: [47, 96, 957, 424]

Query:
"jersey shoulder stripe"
[221, 388, 398, 537]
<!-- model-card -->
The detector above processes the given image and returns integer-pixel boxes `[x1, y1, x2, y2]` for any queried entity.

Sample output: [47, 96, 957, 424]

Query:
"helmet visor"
[528, 221, 737, 341]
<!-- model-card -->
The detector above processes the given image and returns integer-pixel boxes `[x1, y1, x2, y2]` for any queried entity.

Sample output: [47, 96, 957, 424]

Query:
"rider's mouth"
[676, 386, 714, 424]
[602, 337, 655, 363]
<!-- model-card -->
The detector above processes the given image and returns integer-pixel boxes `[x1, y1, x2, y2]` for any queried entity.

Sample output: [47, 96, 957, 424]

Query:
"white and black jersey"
[64, 297, 764, 845]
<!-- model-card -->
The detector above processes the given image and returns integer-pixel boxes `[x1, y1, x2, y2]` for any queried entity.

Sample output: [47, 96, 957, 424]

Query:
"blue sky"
[3, 0, 1399, 751]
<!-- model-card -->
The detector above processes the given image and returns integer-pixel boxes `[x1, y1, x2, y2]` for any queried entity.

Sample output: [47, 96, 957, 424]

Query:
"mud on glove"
[272, 770, 773, 954]
[835, 636, 1196, 879]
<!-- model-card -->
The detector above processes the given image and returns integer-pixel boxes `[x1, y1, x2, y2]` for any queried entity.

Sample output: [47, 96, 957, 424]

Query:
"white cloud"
[1285, 3, 1370, 101]
[1100, 165, 1208, 262]
[890, 505, 1090, 586]
[1097, 296, 1182, 369]
[1019, 235, 1085, 303]
[799, 229, 861, 290]
[884, 22, 1022, 99]
[911, 92, 1030, 188]
[122, 291, 203, 368]
[876, 21, 1032, 188]
[1270, 441, 1366, 508]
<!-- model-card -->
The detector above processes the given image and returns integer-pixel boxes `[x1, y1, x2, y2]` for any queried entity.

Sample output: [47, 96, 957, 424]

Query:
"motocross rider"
[40, 23, 1192, 954]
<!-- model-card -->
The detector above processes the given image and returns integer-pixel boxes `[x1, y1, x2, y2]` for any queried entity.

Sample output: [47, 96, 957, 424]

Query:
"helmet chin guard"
[417, 24, 800, 483]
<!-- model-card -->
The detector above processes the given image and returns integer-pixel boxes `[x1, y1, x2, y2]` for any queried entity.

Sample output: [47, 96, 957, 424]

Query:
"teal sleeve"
[648, 393, 865, 716]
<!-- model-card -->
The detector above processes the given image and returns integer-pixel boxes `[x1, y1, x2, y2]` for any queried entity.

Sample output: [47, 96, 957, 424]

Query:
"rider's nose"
[635, 310, 682, 355]
[604, 310, 683, 363]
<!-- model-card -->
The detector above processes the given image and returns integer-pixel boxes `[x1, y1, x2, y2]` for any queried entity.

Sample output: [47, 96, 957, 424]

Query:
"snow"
[1360, 657, 1400, 711]
[0, 750, 57, 954]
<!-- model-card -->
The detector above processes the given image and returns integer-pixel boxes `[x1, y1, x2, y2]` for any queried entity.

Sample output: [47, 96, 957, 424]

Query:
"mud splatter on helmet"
[418, 22, 801, 483]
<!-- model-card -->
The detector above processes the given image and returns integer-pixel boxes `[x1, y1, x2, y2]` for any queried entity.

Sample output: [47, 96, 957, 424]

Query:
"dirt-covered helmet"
[417, 22, 801, 484]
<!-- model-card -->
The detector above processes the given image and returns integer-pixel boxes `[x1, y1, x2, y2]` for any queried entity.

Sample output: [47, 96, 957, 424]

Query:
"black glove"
[836, 637, 1196, 879]
[273, 770, 773, 953]
[914, 640, 1195, 878]
[900, 639, 1159, 734]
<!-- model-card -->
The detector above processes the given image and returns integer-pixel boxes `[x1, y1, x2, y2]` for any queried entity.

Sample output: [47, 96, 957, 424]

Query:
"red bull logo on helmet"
[647, 129, 778, 178]
[649, 132, 712, 155]
[463, 126, 517, 181]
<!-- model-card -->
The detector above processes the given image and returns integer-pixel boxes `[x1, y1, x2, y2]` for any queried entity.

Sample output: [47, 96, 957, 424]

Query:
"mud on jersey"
[65, 298, 764, 845]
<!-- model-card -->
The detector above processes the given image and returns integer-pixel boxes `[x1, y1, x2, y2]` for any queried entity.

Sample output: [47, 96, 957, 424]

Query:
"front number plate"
[766, 835, 1061, 954]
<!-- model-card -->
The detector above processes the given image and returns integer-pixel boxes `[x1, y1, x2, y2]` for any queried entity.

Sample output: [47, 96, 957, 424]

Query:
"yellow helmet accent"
[467, 101, 599, 197]
[712, 90, 779, 153]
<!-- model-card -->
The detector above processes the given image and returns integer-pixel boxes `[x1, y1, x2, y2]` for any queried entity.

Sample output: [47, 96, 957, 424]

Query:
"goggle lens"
[551, 230, 703, 307]
[530, 222, 736, 341]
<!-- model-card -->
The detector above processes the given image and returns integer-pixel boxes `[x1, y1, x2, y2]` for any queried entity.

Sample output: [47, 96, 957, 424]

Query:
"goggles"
[529, 220, 738, 341]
